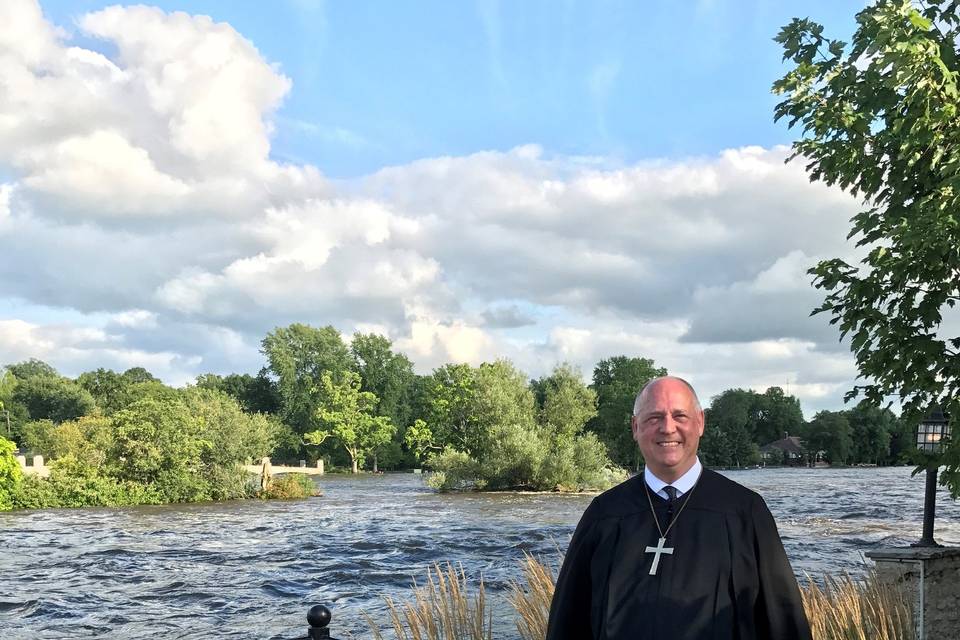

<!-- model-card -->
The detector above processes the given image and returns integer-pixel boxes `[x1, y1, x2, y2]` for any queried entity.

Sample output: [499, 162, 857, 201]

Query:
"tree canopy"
[775, 0, 960, 493]
[306, 371, 395, 473]
[588, 356, 667, 469]
[261, 324, 353, 433]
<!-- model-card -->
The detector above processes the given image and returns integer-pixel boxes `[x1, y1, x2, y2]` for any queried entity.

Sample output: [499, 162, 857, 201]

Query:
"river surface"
[2, 467, 959, 639]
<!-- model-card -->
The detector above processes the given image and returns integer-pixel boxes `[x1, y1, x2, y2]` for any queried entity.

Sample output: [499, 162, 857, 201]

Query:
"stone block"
[867, 547, 960, 640]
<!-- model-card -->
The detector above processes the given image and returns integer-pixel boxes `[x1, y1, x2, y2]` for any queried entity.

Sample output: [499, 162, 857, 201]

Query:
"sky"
[0, 0, 874, 416]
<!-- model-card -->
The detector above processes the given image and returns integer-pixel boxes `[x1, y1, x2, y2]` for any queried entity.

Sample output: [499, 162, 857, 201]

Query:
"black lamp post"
[912, 408, 951, 547]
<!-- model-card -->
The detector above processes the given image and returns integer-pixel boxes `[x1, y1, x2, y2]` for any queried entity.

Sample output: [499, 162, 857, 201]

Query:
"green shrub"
[483, 423, 547, 490]
[21, 416, 112, 467]
[11, 474, 59, 509]
[206, 465, 259, 501]
[10, 455, 162, 509]
[425, 448, 481, 491]
[425, 430, 624, 493]
[0, 436, 23, 510]
[570, 432, 627, 491]
[260, 473, 318, 499]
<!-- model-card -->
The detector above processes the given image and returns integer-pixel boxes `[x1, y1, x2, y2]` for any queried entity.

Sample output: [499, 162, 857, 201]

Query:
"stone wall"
[868, 547, 960, 640]
[16, 454, 50, 478]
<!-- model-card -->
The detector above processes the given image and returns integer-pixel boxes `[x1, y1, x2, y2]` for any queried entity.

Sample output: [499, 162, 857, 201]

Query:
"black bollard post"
[299, 604, 339, 640]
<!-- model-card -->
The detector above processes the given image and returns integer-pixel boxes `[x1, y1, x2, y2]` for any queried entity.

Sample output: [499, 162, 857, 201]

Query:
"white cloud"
[0, 318, 200, 384]
[0, 0, 869, 416]
[109, 309, 158, 329]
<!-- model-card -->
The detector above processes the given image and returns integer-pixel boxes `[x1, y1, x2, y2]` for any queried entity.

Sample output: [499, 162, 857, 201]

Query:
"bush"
[11, 474, 59, 509]
[426, 430, 624, 493]
[570, 432, 627, 490]
[0, 436, 23, 510]
[10, 458, 162, 509]
[206, 464, 259, 501]
[425, 448, 481, 491]
[260, 473, 318, 499]
[21, 416, 112, 467]
[483, 423, 548, 490]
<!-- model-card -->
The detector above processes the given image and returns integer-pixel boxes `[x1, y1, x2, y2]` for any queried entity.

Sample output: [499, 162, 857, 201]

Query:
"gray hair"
[632, 376, 702, 416]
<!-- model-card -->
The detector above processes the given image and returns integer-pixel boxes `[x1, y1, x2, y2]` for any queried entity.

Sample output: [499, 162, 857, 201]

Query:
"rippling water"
[2, 467, 958, 638]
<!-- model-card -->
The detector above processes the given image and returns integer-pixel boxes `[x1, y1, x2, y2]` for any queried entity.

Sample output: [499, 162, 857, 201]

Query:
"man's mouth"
[657, 442, 681, 447]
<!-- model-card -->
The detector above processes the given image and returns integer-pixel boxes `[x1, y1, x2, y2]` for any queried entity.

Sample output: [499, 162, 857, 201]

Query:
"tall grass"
[508, 554, 555, 640]
[801, 572, 913, 640]
[369, 558, 914, 640]
[367, 562, 493, 640]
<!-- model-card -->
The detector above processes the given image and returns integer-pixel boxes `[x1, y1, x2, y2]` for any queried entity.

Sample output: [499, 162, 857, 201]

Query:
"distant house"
[760, 435, 805, 465]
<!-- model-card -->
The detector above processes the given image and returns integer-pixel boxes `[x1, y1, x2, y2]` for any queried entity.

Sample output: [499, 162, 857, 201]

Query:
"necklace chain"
[643, 471, 701, 540]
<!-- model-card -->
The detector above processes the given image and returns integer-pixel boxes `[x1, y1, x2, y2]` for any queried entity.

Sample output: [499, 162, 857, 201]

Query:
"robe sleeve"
[545, 504, 602, 640]
[751, 495, 813, 640]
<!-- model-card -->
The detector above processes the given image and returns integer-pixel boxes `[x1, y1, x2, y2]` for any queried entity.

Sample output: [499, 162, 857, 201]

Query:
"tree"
[702, 389, 761, 468]
[535, 364, 607, 490]
[803, 411, 853, 465]
[536, 364, 598, 441]
[845, 401, 895, 465]
[350, 333, 416, 428]
[122, 367, 159, 385]
[588, 356, 667, 469]
[194, 370, 281, 415]
[305, 371, 395, 473]
[755, 387, 805, 445]
[775, 1, 960, 493]
[180, 388, 276, 468]
[20, 416, 113, 470]
[77, 368, 128, 415]
[424, 359, 621, 492]
[5, 358, 58, 380]
[470, 360, 538, 459]
[12, 376, 95, 425]
[404, 419, 436, 464]
[887, 415, 916, 464]
[424, 363, 480, 455]
[0, 369, 17, 436]
[109, 396, 210, 502]
[261, 324, 353, 433]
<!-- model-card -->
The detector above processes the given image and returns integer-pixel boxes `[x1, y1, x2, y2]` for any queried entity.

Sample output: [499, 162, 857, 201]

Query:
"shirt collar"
[644, 457, 702, 499]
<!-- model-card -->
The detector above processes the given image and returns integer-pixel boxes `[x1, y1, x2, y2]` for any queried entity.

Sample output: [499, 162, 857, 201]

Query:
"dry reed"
[801, 572, 913, 640]
[367, 562, 493, 640]
[369, 557, 914, 640]
[507, 554, 555, 640]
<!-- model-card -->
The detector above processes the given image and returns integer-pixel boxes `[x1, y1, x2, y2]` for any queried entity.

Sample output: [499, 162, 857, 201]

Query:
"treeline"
[0, 323, 914, 509]
[701, 388, 914, 468]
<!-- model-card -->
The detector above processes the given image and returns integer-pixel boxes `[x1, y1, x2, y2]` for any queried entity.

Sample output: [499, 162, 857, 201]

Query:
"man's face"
[631, 378, 704, 482]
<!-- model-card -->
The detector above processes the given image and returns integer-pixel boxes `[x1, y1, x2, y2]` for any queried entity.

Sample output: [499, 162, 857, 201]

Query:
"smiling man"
[546, 376, 811, 640]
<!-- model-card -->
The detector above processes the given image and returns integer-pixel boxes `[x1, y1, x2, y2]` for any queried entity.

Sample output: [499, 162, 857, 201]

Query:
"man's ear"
[697, 409, 705, 436]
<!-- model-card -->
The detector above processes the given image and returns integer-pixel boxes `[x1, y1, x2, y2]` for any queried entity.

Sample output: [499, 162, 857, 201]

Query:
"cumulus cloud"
[0, 0, 867, 415]
[0, 318, 201, 384]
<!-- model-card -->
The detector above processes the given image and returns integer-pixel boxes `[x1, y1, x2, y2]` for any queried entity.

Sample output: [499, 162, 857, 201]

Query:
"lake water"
[2, 467, 959, 639]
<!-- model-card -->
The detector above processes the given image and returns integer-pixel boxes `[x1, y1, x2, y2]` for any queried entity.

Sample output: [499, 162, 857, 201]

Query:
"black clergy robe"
[546, 469, 811, 640]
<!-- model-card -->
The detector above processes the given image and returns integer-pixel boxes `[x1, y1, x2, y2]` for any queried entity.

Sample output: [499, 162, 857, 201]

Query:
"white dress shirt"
[644, 457, 702, 500]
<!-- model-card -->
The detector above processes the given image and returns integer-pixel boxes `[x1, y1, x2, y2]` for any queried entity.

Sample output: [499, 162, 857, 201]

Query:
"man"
[546, 376, 811, 640]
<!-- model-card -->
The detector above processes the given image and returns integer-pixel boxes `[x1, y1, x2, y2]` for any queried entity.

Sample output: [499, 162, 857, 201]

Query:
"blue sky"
[1, 0, 873, 414]
[40, 0, 862, 176]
